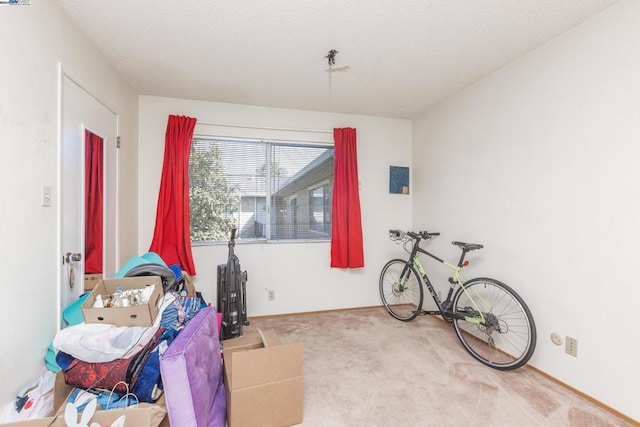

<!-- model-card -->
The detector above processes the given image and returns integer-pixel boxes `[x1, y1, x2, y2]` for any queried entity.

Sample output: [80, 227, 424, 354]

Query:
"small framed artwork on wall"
[389, 166, 409, 194]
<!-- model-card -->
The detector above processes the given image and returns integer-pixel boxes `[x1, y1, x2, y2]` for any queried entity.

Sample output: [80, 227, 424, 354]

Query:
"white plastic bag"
[2, 367, 55, 422]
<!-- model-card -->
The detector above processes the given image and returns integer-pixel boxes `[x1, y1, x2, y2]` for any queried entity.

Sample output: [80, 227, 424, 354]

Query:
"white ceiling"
[57, 0, 619, 119]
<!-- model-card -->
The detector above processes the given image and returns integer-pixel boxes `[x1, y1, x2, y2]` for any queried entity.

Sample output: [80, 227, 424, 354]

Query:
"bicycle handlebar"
[389, 229, 440, 241]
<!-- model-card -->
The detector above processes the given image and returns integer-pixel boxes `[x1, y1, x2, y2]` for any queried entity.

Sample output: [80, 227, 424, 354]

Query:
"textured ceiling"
[57, 0, 619, 119]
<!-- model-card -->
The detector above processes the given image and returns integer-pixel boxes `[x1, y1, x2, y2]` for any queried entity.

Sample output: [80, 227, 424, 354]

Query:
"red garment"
[63, 329, 162, 393]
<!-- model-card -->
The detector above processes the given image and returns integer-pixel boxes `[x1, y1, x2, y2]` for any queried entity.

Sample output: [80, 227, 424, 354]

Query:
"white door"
[60, 75, 118, 327]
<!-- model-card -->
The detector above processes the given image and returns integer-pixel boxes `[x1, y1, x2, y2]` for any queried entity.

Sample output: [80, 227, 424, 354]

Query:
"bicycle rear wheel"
[379, 259, 423, 321]
[452, 278, 536, 370]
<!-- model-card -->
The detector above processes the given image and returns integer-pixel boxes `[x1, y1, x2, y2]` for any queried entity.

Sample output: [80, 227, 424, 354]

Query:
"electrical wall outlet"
[267, 289, 275, 301]
[565, 336, 578, 357]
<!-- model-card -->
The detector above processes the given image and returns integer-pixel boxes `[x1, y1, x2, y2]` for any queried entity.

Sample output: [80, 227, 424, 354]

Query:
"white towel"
[53, 323, 158, 363]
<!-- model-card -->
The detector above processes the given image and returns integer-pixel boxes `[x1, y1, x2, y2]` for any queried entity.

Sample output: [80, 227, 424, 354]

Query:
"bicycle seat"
[451, 241, 484, 251]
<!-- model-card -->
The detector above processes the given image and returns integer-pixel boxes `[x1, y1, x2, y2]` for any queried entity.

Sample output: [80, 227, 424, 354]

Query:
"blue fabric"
[63, 293, 91, 326]
[179, 295, 206, 319]
[132, 328, 179, 402]
[67, 387, 138, 411]
[160, 293, 204, 331]
[160, 303, 180, 331]
[141, 252, 167, 266]
[44, 344, 60, 373]
[131, 348, 162, 403]
[168, 264, 183, 280]
[113, 252, 168, 278]
[56, 351, 75, 371]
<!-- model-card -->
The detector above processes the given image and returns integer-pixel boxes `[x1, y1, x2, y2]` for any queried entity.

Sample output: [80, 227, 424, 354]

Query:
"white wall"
[0, 1, 137, 412]
[411, 0, 639, 421]
[138, 96, 412, 316]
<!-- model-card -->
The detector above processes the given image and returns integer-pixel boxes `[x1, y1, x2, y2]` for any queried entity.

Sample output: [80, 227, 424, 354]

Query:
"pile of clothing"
[50, 252, 205, 413]
[53, 290, 205, 410]
[4, 252, 222, 425]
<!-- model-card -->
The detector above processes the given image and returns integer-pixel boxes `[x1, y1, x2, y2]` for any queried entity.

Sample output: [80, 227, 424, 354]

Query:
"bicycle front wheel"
[379, 259, 423, 321]
[452, 278, 536, 370]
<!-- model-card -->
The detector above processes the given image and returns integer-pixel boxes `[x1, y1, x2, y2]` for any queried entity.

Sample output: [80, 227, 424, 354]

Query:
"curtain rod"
[192, 133, 333, 146]
[196, 121, 333, 134]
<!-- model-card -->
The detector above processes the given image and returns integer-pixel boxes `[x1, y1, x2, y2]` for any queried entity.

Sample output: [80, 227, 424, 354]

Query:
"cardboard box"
[223, 329, 303, 427]
[4, 372, 168, 427]
[81, 276, 163, 327]
[83, 273, 103, 291]
[3, 404, 167, 427]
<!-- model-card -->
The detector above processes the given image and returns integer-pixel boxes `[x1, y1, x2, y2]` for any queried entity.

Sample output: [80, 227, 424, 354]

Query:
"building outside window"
[308, 182, 331, 236]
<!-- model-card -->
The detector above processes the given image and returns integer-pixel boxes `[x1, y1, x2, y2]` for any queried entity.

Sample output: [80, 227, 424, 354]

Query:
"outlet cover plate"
[565, 336, 578, 357]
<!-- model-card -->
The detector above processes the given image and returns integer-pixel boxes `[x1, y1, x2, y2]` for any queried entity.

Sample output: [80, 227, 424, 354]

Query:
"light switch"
[41, 185, 51, 207]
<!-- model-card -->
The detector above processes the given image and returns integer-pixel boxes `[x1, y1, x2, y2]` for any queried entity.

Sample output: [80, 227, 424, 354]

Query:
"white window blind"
[189, 137, 334, 243]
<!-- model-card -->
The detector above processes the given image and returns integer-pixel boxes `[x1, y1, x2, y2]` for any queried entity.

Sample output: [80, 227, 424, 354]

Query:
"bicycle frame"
[403, 240, 487, 324]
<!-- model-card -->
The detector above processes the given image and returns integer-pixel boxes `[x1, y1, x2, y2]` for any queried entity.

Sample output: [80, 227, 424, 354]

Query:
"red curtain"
[331, 128, 364, 268]
[84, 129, 103, 274]
[149, 115, 197, 275]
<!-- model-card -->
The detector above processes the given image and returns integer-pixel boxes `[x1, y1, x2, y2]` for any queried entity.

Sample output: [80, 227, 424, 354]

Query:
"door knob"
[64, 252, 82, 264]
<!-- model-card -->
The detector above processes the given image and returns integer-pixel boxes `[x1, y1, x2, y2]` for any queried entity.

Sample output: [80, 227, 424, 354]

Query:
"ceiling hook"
[325, 49, 338, 67]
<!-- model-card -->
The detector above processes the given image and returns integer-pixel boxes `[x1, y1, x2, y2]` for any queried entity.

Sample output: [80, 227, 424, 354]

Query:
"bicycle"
[379, 230, 536, 370]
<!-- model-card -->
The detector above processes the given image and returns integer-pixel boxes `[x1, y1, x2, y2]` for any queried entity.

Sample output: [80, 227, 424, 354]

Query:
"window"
[189, 137, 334, 243]
[309, 183, 331, 236]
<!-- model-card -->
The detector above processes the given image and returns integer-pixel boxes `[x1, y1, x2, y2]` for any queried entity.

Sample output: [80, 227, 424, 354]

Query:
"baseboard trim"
[250, 305, 637, 425]
[247, 304, 382, 322]
[525, 364, 637, 425]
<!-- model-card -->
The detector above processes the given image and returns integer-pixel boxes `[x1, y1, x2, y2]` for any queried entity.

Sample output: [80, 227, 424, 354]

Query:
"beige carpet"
[246, 307, 634, 427]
